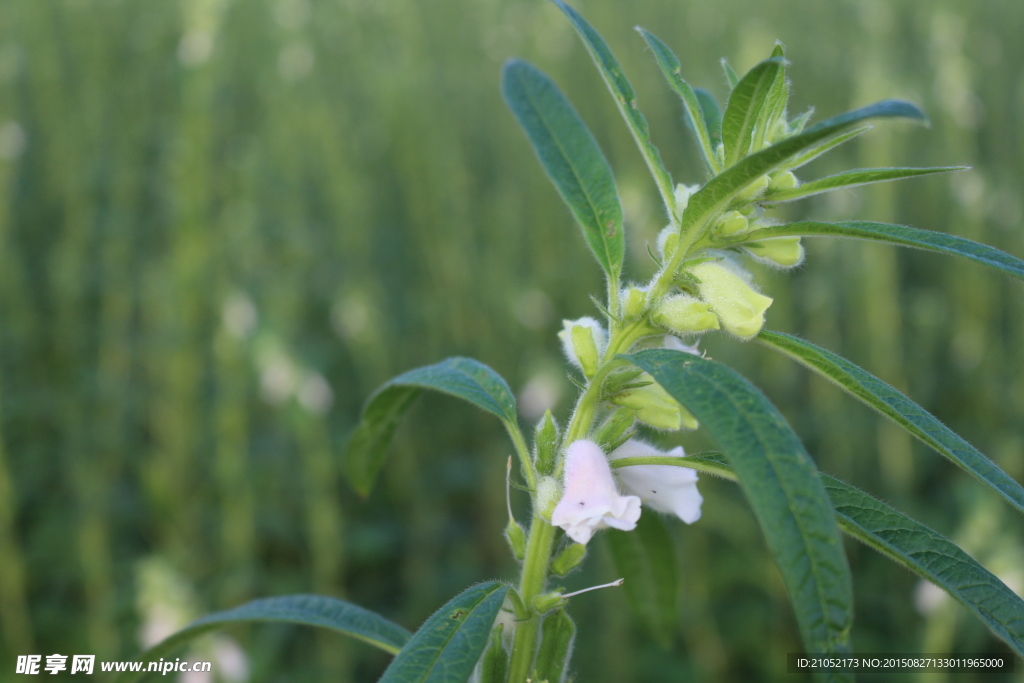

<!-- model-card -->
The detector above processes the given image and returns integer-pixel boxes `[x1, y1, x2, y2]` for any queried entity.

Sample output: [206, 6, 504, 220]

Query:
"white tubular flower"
[557, 317, 608, 377]
[609, 439, 703, 524]
[551, 440, 641, 544]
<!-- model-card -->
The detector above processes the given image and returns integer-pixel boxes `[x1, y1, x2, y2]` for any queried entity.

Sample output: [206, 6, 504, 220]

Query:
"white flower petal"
[609, 439, 703, 524]
[551, 440, 641, 544]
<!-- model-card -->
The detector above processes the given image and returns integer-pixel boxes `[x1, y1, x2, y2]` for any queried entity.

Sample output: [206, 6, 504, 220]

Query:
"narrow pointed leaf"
[344, 357, 517, 495]
[379, 581, 510, 683]
[754, 44, 788, 152]
[605, 513, 678, 647]
[623, 350, 853, 672]
[742, 221, 1024, 281]
[778, 126, 870, 171]
[789, 108, 815, 135]
[638, 28, 718, 172]
[682, 100, 927, 236]
[695, 87, 723, 146]
[116, 595, 411, 683]
[503, 59, 623, 279]
[641, 454, 1024, 657]
[767, 166, 966, 202]
[721, 58, 739, 90]
[552, 0, 675, 214]
[756, 330, 1024, 514]
[721, 57, 785, 165]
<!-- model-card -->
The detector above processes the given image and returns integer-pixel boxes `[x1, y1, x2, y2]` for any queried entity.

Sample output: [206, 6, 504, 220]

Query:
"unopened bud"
[673, 183, 699, 219]
[594, 409, 637, 452]
[715, 210, 749, 237]
[691, 261, 773, 339]
[743, 237, 805, 268]
[656, 225, 680, 260]
[620, 286, 648, 320]
[558, 317, 606, 378]
[651, 293, 720, 334]
[551, 543, 588, 576]
[533, 591, 567, 614]
[534, 610, 575, 683]
[611, 377, 698, 431]
[534, 410, 559, 476]
[768, 170, 799, 192]
[739, 174, 770, 201]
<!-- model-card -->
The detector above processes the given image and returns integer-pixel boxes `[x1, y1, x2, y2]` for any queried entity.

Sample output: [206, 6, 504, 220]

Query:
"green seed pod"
[533, 610, 576, 683]
[532, 590, 567, 614]
[534, 410, 559, 476]
[651, 294, 719, 334]
[550, 543, 588, 576]
[478, 622, 509, 683]
[504, 518, 526, 561]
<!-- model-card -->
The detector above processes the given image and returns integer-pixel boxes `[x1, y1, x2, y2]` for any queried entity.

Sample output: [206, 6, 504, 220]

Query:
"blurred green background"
[1, 0, 1022, 680]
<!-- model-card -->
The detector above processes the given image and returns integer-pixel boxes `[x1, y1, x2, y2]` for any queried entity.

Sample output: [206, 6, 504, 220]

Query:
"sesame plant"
[119, 2, 1024, 681]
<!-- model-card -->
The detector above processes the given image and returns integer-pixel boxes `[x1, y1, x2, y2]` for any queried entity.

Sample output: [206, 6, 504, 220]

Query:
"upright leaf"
[721, 57, 784, 165]
[379, 581, 510, 683]
[642, 453, 1024, 658]
[742, 220, 1024, 281]
[624, 350, 853, 674]
[766, 166, 965, 202]
[344, 357, 518, 495]
[720, 58, 740, 90]
[695, 87, 723, 146]
[638, 28, 718, 173]
[502, 59, 624, 280]
[756, 331, 1024, 514]
[552, 0, 676, 215]
[605, 513, 678, 647]
[116, 595, 411, 683]
[682, 100, 927, 237]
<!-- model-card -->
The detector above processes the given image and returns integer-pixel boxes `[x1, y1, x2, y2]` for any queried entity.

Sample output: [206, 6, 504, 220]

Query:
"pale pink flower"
[609, 439, 703, 524]
[551, 440, 641, 544]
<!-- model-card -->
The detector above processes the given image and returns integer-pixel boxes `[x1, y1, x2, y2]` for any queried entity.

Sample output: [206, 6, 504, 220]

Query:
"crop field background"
[0, 0, 1022, 680]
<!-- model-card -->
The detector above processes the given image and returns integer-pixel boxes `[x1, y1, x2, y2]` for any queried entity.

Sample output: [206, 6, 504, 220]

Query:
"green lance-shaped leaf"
[116, 595, 411, 683]
[695, 88, 723, 146]
[551, 0, 676, 215]
[777, 126, 870, 172]
[721, 57, 785, 166]
[623, 350, 853, 672]
[766, 166, 966, 202]
[502, 59, 624, 280]
[344, 357, 518, 496]
[721, 58, 740, 90]
[681, 99, 927, 238]
[379, 581, 510, 683]
[752, 44, 789, 153]
[756, 331, 1024, 514]
[638, 28, 718, 173]
[605, 512, 678, 647]
[635, 453, 1024, 658]
[742, 220, 1024, 281]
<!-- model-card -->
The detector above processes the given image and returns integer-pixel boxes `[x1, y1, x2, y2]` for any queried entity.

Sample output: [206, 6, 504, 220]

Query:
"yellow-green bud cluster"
[557, 317, 607, 378]
[690, 260, 773, 338]
[743, 236, 805, 268]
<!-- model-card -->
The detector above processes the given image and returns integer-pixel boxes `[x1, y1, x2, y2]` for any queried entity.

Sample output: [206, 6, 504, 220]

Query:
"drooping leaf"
[379, 581, 510, 683]
[756, 331, 1024, 515]
[766, 166, 966, 202]
[344, 357, 518, 496]
[116, 595, 411, 683]
[742, 220, 1024, 281]
[681, 100, 927, 237]
[605, 512, 678, 647]
[647, 453, 1024, 658]
[638, 28, 718, 173]
[502, 59, 624, 280]
[552, 0, 675, 214]
[623, 350, 853, 673]
[720, 57, 785, 165]
[695, 87, 723, 146]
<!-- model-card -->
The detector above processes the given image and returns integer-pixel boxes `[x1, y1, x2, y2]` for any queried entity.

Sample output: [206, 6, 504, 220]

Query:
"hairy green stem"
[507, 512, 557, 682]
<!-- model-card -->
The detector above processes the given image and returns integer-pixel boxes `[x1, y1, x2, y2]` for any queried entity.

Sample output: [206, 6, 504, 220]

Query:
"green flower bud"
[504, 518, 526, 561]
[532, 591, 567, 614]
[611, 375, 698, 431]
[534, 610, 575, 683]
[691, 261, 773, 339]
[743, 237, 805, 268]
[739, 174, 770, 201]
[534, 410, 560, 476]
[715, 210, 749, 237]
[594, 408, 637, 452]
[557, 317, 606, 378]
[536, 476, 560, 519]
[550, 542, 588, 576]
[769, 170, 799, 192]
[651, 293, 720, 334]
[619, 286, 648, 320]
[656, 225, 680, 260]
[478, 621, 509, 683]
